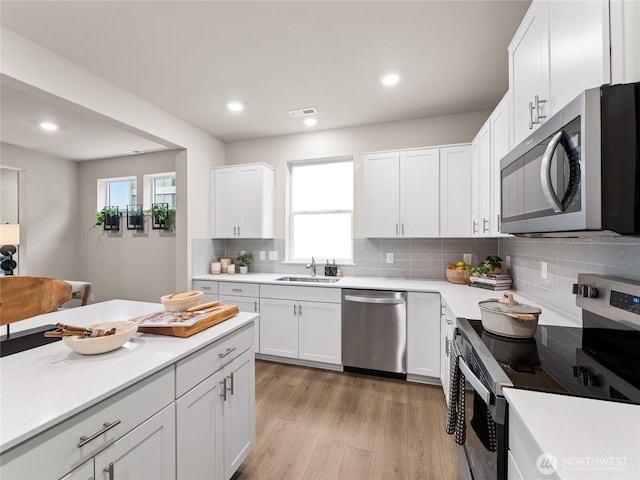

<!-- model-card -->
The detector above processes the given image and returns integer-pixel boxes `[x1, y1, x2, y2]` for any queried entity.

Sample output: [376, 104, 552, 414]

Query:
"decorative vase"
[239, 266, 248, 274]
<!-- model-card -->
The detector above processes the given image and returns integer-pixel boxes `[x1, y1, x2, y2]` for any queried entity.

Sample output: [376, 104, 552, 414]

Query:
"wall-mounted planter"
[127, 204, 144, 230]
[151, 203, 174, 231]
[101, 206, 121, 231]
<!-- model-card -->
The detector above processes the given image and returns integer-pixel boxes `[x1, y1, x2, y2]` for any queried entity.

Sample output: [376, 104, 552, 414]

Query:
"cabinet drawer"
[175, 324, 254, 398]
[219, 281, 259, 297]
[260, 284, 341, 303]
[193, 280, 219, 295]
[0, 367, 174, 480]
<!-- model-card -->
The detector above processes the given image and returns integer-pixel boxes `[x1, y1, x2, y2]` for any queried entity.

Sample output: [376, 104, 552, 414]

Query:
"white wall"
[1, 26, 225, 293]
[78, 150, 179, 302]
[0, 143, 79, 279]
[225, 111, 490, 238]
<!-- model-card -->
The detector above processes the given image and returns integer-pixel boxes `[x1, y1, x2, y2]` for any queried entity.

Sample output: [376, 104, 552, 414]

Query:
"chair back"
[0, 276, 73, 325]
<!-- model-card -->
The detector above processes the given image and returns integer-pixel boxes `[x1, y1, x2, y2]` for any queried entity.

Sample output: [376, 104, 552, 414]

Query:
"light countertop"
[193, 272, 581, 327]
[504, 388, 640, 479]
[0, 300, 258, 452]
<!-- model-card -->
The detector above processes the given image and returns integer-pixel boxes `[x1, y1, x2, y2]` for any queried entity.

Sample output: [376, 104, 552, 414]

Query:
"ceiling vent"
[288, 107, 318, 118]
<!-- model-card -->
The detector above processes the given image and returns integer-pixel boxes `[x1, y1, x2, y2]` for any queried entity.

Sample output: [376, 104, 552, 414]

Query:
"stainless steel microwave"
[500, 82, 640, 236]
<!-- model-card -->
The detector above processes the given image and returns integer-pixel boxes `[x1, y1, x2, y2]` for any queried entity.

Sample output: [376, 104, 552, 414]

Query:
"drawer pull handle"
[254, 301, 258, 312]
[219, 347, 236, 359]
[78, 420, 121, 447]
[232, 288, 242, 292]
[104, 462, 114, 480]
[201, 286, 211, 290]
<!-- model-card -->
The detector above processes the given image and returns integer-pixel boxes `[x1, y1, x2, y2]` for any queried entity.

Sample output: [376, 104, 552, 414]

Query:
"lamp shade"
[0, 224, 20, 245]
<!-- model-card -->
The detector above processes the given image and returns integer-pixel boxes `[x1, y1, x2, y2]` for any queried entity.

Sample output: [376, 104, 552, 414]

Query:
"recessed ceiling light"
[39, 121, 60, 131]
[227, 101, 244, 112]
[304, 118, 318, 127]
[381, 73, 400, 86]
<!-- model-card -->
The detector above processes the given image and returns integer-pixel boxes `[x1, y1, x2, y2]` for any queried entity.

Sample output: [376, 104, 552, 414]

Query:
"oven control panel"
[610, 290, 640, 315]
[575, 274, 640, 327]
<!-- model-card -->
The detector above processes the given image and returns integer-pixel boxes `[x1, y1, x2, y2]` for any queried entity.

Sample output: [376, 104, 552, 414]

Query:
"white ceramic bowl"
[63, 321, 138, 355]
[160, 291, 203, 311]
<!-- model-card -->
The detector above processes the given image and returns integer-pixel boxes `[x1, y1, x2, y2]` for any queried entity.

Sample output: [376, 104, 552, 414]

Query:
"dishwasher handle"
[344, 294, 406, 305]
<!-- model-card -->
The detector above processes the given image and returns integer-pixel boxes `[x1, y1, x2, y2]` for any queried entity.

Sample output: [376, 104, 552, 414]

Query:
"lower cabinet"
[176, 331, 256, 480]
[193, 279, 219, 302]
[407, 292, 441, 379]
[94, 404, 176, 480]
[439, 301, 456, 406]
[61, 460, 94, 480]
[260, 289, 341, 366]
[219, 294, 260, 353]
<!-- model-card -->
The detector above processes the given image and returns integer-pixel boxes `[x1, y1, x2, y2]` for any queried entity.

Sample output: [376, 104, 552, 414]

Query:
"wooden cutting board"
[137, 304, 240, 337]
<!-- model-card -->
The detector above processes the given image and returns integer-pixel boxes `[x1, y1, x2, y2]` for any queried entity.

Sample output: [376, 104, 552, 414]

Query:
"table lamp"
[0, 224, 20, 275]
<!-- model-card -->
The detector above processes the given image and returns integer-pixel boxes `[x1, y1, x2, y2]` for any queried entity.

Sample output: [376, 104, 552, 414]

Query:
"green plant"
[95, 206, 120, 226]
[150, 203, 175, 231]
[470, 255, 503, 277]
[235, 252, 253, 267]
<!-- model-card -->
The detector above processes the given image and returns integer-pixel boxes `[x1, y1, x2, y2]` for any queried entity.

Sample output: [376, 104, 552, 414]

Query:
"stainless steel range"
[452, 274, 640, 480]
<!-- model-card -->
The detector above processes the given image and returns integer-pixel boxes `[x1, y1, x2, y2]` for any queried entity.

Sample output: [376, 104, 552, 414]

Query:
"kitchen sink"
[276, 276, 341, 283]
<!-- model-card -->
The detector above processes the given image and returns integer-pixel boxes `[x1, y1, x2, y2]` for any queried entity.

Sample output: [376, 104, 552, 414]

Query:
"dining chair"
[0, 276, 73, 326]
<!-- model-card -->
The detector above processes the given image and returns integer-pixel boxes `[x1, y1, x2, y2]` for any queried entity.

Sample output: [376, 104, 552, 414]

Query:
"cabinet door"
[259, 298, 298, 358]
[439, 145, 472, 237]
[363, 152, 400, 237]
[439, 304, 455, 407]
[220, 294, 260, 353]
[549, 0, 610, 113]
[298, 301, 341, 365]
[60, 460, 93, 480]
[223, 348, 256, 480]
[490, 93, 511, 236]
[213, 167, 239, 238]
[400, 149, 440, 237]
[94, 404, 175, 480]
[509, 0, 550, 146]
[407, 292, 440, 378]
[238, 165, 263, 238]
[176, 372, 224, 480]
[472, 121, 492, 237]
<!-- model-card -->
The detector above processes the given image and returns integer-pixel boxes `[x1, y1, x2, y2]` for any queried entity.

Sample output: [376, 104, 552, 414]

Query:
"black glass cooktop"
[467, 317, 640, 404]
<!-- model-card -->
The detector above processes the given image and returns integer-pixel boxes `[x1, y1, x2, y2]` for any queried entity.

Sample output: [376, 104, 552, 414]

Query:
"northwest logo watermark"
[536, 453, 629, 475]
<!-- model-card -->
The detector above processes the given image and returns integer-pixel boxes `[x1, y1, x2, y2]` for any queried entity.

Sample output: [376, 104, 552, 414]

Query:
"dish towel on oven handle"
[470, 391, 497, 452]
[445, 338, 466, 445]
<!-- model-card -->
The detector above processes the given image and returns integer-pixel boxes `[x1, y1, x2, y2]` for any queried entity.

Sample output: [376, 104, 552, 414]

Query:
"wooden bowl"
[160, 291, 203, 311]
[63, 321, 138, 355]
[446, 269, 471, 284]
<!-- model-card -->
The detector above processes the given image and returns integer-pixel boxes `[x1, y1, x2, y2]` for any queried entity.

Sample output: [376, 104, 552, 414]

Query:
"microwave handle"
[540, 130, 565, 213]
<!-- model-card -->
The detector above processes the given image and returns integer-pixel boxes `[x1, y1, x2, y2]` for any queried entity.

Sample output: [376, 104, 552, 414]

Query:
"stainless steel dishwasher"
[342, 289, 407, 378]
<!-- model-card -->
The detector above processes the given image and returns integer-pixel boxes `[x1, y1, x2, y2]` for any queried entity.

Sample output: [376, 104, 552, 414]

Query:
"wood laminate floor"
[233, 360, 458, 480]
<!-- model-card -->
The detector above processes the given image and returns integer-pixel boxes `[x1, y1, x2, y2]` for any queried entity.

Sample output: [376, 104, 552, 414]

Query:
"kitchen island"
[0, 300, 257, 480]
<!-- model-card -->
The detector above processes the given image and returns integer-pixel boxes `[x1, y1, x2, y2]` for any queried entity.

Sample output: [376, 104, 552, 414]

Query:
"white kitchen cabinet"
[610, 0, 640, 84]
[260, 298, 299, 358]
[363, 148, 440, 237]
[219, 281, 260, 353]
[193, 279, 219, 302]
[176, 371, 224, 480]
[489, 92, 511, 237]
[407, 292, 440, 380]
[439, 145, 472, 237]
[60, 460, 93, 480]
[211, 163, 275, 239]
[260, 285, 341, 366]
[298, 301, 341, 365]
[509, 0, 612, 147]
[509, 0, 550, 147]
[222, 348, 256, 480]
[94, 404, 176, 480]
[471, 120, 492, 237]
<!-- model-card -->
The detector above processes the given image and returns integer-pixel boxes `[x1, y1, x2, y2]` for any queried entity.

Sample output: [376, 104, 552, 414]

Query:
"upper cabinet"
[439, 145, 472, 238]
[211, 163, 275, 239]
[363, 148, 440, 238]
[509, 0, 611, 147]
[489, 92, 511, 237]
[471, 121, 492, 237]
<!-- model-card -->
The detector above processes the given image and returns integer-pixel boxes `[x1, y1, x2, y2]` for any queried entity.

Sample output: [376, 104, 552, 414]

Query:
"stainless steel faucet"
[306, 257, 316, 277]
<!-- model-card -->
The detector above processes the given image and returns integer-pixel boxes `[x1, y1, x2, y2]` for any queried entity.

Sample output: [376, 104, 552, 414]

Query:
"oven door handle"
[458, 357, 492, 405]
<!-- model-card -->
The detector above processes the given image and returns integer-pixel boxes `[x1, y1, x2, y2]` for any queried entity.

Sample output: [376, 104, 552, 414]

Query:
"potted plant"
[127, 205, 144, 230]
[470, 255, 503, 277]
[95, 206, 121, 231]
[235, 252, 253, 274]
[150, 203, 175, 231]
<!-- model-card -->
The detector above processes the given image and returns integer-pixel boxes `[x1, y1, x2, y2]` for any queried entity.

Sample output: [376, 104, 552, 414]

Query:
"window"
[151, 174, 176, 208]
[289, 159, 353, 262]
[97, 177, 136, 211]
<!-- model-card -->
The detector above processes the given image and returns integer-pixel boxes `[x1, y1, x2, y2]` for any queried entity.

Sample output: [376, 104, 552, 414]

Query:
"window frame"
[288, 157, 354, 264]
[96, 176, 137, 212]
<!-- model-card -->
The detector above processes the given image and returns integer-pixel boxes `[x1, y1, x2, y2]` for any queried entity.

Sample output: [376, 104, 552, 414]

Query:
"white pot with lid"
[478, 293, 542, 338]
